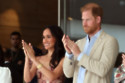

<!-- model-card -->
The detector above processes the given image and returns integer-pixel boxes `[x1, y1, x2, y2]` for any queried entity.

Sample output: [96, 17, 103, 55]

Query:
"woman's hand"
[22, 40, 36, 62]
[22, 40, 28, 57]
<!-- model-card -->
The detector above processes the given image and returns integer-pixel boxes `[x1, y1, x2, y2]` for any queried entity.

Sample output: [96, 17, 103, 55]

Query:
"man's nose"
[83, 21, 87, 26]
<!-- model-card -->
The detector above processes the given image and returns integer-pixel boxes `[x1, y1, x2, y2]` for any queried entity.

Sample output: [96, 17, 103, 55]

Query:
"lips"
[84, 26, 88, 28]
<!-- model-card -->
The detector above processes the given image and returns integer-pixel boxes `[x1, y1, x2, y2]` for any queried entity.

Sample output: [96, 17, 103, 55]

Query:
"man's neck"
[11, 46, 20, 51]
[88, 28, 101, 39]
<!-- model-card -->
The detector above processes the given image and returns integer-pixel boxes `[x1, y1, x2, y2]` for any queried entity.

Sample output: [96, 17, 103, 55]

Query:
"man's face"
[10, 35, 21, 47]
[82, 10, 100, 36]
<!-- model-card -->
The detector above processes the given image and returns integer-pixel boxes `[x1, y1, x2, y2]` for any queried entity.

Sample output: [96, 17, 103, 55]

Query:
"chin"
[84, 30, 89, 34]
[44, 47, 49, 50]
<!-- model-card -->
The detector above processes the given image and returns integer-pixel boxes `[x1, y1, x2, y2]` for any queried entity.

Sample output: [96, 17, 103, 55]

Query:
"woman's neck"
[47, 48, 54, 57]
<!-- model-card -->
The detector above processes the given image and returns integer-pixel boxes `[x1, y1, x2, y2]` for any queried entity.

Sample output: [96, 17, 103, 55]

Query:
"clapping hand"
[22, 40, 36, 62]
[62, 34, 81, 56]
[66, 39, 81, 56]
[62, 35, 72, 54]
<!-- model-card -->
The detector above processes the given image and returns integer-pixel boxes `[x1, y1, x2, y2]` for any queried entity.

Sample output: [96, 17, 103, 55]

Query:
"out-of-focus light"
[68, 17, 73, 21]
[120, 0, 125, 6]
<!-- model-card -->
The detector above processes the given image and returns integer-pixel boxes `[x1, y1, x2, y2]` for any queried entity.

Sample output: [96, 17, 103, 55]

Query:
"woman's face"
[42, 28, 56, 50]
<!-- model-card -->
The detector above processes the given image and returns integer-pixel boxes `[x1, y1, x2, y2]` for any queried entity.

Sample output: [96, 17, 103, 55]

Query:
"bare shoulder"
[61, 57, 64, 62]
[59, 57, 65, 65]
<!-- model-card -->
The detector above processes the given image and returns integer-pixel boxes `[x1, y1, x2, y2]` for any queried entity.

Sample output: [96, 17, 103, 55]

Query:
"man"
[8, 31, 25, 66]
[62, 3, 119, 83]
[5, 31, 25, 83]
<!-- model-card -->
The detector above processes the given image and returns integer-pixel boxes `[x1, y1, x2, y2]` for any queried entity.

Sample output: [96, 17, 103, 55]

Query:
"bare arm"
[32, 58, 64, 81]
[22, 40, 37, 82]
[24, 56, 37, 82]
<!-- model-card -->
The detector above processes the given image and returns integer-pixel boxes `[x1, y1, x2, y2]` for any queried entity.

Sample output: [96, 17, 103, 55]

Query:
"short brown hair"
[81, 3, 103, 19]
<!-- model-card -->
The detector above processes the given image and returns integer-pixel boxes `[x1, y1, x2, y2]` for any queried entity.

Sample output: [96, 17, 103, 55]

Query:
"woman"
[114, 52, 125, 83]
[23, 25, 65, 83]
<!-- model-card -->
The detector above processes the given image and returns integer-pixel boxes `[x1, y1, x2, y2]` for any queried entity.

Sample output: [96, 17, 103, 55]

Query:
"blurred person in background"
[0, 44, 12, 83]
[5, 31, 25, 83]
[114, 52, 125, 83]
[110, 52, 123, 83]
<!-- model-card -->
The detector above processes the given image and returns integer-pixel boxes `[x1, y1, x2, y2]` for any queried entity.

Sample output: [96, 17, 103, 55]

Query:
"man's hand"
[62, 34, 72, 54]
[67, 39, 81, 56]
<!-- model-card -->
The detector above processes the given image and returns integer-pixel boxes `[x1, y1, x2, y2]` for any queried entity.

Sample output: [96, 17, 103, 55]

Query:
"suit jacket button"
[70, 62, 72, 65]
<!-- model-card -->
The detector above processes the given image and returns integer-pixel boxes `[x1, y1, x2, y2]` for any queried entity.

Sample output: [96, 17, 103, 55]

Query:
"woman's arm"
[32, 58, 64, 81]
[22, 40, 37, 82]
[24, 56, 37, 83]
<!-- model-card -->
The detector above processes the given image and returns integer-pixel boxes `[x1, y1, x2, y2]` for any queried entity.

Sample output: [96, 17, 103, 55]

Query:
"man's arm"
[63, 55, 75, 78]
[78, 38, 119, 77]
[62, 35, 76, 78]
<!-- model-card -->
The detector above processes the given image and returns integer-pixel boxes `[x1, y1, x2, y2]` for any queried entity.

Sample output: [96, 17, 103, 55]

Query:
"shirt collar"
[86, 29, 102, 41]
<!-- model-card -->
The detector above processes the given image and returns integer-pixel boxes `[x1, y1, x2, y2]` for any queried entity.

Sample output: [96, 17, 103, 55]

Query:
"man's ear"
[96, 16, 101, 24]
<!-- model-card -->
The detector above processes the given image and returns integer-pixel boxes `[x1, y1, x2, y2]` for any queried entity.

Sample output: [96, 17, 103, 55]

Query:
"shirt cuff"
[65, 52, 73, 59]
[77, 52, 83, 61]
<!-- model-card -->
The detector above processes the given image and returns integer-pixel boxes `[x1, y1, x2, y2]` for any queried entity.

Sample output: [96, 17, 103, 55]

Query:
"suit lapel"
[89, 31, 105, 57]
[79, 38, 87, 52]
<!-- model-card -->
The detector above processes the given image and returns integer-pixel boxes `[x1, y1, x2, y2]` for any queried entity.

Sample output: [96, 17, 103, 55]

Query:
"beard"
[83, 26, 97, 35]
